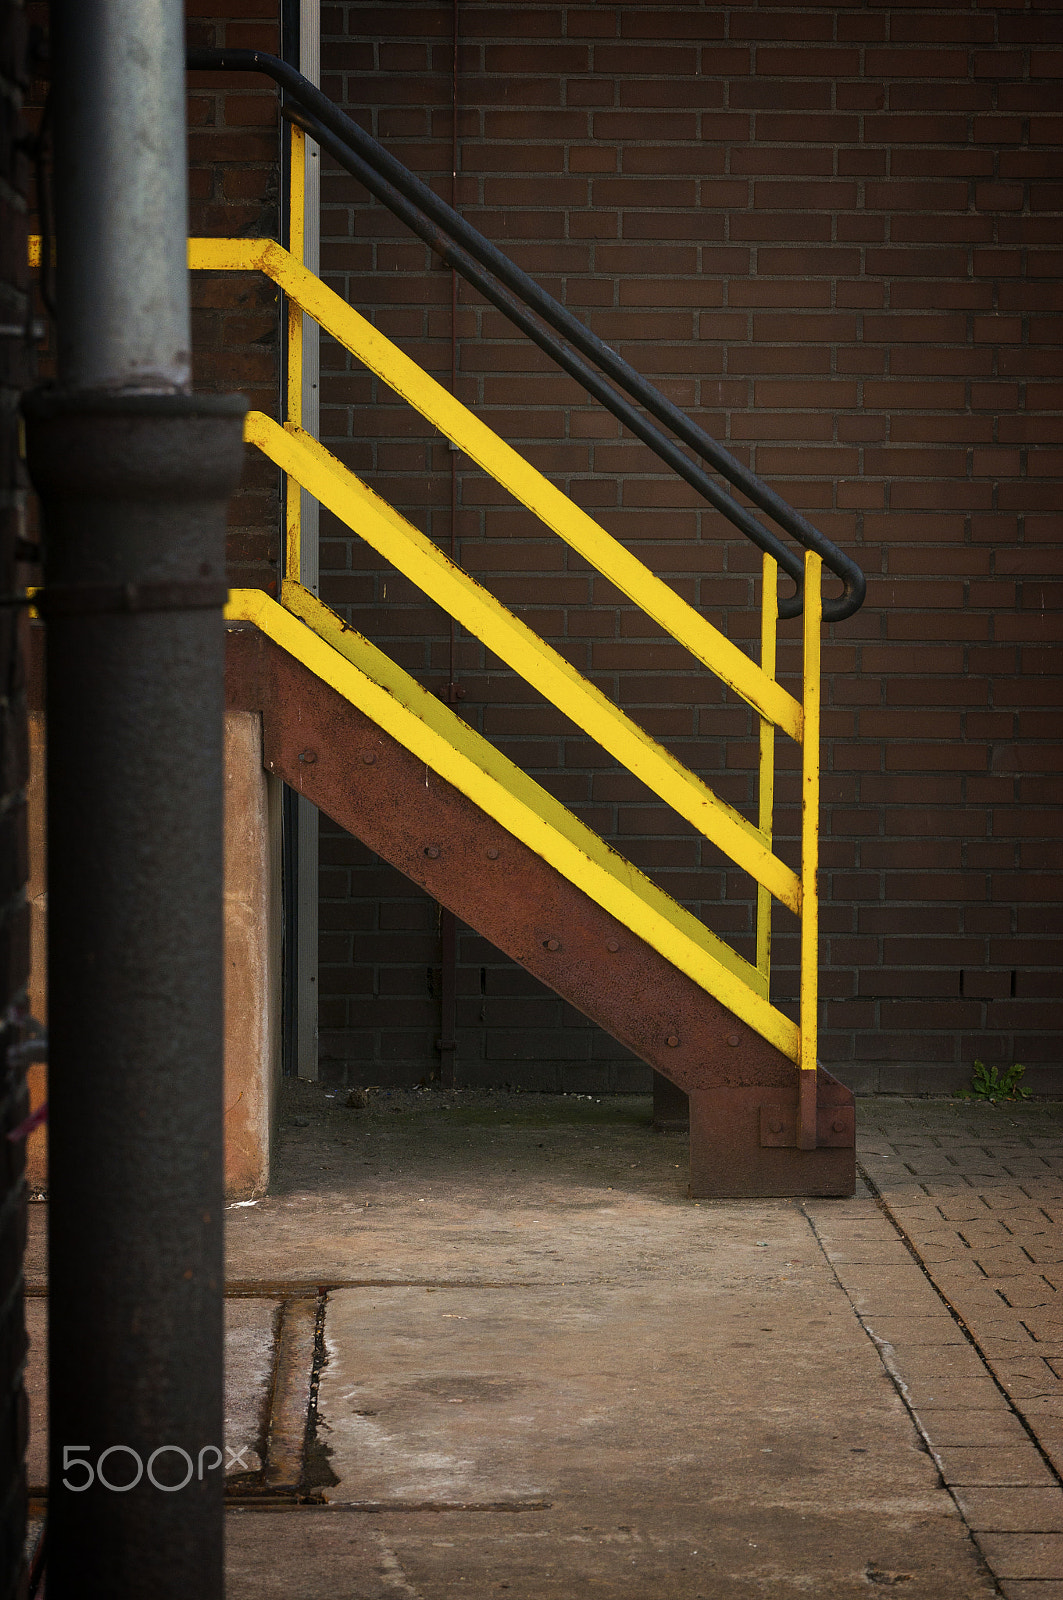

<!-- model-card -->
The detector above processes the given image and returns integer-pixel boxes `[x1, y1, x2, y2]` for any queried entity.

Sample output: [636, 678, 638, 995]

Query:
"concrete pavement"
[24, 1086, 1063, 1596]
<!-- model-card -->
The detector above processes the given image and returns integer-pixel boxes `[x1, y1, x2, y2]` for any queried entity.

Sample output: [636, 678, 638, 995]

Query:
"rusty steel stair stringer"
[227, 623, 854, 1199]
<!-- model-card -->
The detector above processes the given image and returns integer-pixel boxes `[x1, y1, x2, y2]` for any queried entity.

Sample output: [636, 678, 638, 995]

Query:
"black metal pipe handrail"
[187, 47, 866, 622]
[282, 102, 803, 590]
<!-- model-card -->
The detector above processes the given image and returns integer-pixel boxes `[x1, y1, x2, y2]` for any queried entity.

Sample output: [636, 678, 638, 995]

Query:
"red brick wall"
[1, 0, 32, 1586]
[186, 0, 282, 590]
[315, 2, 1063, 1094]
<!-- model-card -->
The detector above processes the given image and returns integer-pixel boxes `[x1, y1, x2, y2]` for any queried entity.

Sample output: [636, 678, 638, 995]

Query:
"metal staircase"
[191, 51, 866, 1197]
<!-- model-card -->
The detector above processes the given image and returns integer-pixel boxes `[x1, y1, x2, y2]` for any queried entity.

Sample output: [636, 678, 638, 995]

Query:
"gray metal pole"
[52, 0, 191, 392]
[24, 2, 246, 1593]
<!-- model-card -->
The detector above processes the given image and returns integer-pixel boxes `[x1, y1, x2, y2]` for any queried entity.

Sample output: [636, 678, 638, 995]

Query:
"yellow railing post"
[184, 236, 840, 1069]
[188, 240, 803, 737]
[226, 583, 799, 1058]
[756, 553, 777, 989]
[798, 550, 822, 1149]
[247, 412, 800, 917]
[285, 124, 306, 582]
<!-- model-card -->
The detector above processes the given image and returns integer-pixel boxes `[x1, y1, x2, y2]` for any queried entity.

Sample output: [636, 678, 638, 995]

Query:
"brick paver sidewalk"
[817, 1096, 1063, 1599]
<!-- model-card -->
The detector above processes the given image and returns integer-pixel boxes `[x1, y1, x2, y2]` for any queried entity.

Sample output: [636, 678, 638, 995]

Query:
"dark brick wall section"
[186, 0, 282, 591]
[0, 0, 31, 1589]
[314, 3, 1063, 1094]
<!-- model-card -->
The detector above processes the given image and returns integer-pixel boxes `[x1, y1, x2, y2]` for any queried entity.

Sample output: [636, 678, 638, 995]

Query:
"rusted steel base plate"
[689, 1070, 856, 1199]
[227, 624, 856, 1199]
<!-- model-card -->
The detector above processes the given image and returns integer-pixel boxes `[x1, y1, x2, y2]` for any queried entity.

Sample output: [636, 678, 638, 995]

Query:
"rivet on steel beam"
[666, 1035, 680, 1048]
[424, 845, 441, 859]
[544, 938, 561, 952]
[298, 748, 317, 764]
[769, 1119, 784, 1135]
[606, 938, 619, 953]
[486, 847, 499, 860]
[362, 751, 376, 765]
[833, 1119, 846, 1135]
[727, 1034, 740, 1047]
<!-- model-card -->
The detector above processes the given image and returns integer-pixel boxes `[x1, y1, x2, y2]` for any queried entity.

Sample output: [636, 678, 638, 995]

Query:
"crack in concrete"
[800, 1195, 1006, 1598]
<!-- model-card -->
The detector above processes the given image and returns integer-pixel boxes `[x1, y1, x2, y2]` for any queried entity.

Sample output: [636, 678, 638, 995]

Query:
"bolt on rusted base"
[688, 1069, 856, 1199]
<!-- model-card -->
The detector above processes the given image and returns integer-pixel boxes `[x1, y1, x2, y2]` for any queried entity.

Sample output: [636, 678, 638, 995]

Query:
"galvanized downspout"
[22, 2, 245, 1594]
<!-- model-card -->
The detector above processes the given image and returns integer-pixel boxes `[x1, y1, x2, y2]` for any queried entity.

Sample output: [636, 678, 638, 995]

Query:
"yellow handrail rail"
[248, 410, 801, 914]
[184, 159, 823, 1120]
[189, 236, 802, 744]
[29, 152, 824, 1119]
[226, 582, 807, 1061]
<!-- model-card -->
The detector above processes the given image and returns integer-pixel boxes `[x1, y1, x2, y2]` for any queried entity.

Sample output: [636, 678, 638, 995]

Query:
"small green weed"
[956, 1060, 1030, 1103]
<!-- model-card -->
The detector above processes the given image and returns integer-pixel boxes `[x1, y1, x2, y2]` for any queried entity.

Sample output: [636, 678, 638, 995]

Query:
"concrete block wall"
[312, 3, 1063, 1095]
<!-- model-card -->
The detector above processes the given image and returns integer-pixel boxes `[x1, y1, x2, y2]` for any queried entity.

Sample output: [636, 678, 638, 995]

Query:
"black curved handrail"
[187, 48, 866, 623]
[283, 102, 805, 587]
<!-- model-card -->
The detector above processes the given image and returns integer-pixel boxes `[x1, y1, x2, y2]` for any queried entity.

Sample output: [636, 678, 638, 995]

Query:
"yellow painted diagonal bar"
[226, 586, 797, 1057]
[283, 579, 768, 1003]
[247, 410, 802, 914]
[189, 236, 801, 743]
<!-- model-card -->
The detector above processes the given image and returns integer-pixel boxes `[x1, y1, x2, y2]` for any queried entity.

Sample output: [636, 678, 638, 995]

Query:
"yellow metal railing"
[191, 243, 801, 739]
[240, 409, 801, 918]
[186, 234, 822, 1104]
[27, 212, 823, 1114]
[97, 130, 821, 1123]
[285, 124, 309, 580]
[228, 580, 796, 1058]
